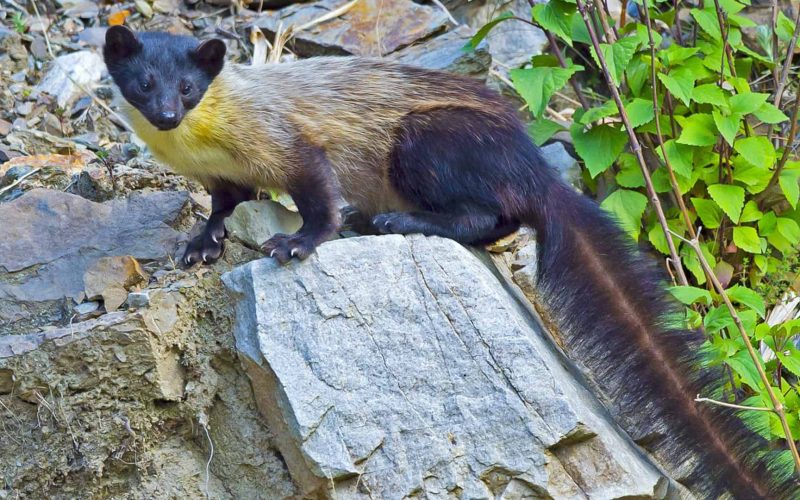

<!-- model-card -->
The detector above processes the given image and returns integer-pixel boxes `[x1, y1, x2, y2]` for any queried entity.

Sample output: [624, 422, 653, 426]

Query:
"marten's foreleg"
[375, 108, 529, 245]
[262, 142, 340, 264]
[183, 181, 255, 266]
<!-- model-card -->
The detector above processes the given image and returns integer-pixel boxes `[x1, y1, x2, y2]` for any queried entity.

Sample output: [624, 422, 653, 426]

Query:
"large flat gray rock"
[254, 0, 449, 57]
[0, 189, 190, 333]
[223, 235, 672, 498]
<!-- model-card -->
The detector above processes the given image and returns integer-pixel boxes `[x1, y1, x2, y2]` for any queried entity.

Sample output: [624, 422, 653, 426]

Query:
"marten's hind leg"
[377, 108, 527, 245]
[183, 181, 254, 266]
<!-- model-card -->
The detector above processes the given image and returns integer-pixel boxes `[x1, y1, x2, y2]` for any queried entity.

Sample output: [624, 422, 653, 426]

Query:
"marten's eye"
[140, 78, 153, 92]
[181, 82, 192, 96]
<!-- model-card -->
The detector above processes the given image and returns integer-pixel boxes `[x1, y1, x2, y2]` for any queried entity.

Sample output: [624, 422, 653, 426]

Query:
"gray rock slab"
[224, 199, 303, 250]
[253, 0, 449, 57]
[0, 189, 190, 333]
[223, 234, 670, 498]
[390, 25, 491, 77]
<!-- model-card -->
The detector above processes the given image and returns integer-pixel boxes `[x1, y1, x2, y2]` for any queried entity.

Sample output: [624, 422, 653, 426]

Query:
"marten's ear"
[104, 25, 141, 62]
[193, 39, 226, 78]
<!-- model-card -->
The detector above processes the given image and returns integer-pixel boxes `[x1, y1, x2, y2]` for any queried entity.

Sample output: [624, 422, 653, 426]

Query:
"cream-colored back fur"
[122, 57, 506, 215]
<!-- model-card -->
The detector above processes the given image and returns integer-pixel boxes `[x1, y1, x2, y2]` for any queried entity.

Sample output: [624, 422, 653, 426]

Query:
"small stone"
[224, 200, 304, 249]
[126, 291, 151, 309]
[135, 0, 154, 17]
[77, 27, 107, 47]
[10, 72, 25, 83]
[0, 119, 11, 137]
[84, 256, 150, 312]
[74, 301, 100, 315]
[29, 38, 48, 60]
[64, 1, 100, 18]
[541, 141, 582, 189]
[36, 50, 105, 108]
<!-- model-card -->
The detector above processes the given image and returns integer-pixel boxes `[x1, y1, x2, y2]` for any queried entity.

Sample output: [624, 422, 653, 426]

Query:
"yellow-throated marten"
[104, 26, 796, 498]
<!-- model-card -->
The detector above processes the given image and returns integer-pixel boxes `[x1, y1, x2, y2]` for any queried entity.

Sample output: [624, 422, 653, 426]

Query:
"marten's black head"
[104, 26, 226, 131]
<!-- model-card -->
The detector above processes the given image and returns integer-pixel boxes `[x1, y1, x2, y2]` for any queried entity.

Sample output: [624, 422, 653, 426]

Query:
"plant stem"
[575, 0, 690, 287]
[774, 6, 800, 110]
[676, 229, 800, 477]
[695, 397, 772, 412]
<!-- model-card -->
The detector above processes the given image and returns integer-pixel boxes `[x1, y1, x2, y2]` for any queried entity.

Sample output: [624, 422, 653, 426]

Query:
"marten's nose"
[155, 111, 179, 130]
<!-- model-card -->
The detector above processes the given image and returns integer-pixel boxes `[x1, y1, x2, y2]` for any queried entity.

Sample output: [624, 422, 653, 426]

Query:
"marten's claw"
[182, 229, 225, 268]
[262, 232, 317, 264]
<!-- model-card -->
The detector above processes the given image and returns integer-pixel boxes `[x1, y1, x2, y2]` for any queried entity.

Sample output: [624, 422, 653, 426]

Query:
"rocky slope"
[0, 0, 685, 498]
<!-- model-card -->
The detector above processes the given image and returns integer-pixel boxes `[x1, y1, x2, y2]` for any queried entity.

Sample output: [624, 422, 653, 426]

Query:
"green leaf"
[708, 184, 745, 223]
[727, 349, 764, 391]
[753, 102, 789, 124]
[580, 99, 619, 124]
[740, 200, 764, 222]
[532, 0, 575, 46]
[594, 36, 640, 86]
[777, 11, 795, 42]
[656, 140, 694, 178]
[626, 57, 649, 97]
[779, 167, 800, 209]
[464, 12, 513, 51]
[658, 71, 695, 107]
[662, 46, 701, 66]
[730, 92, 770, 115]
[734, 136, 776, 168]
[732, 156, 772, 194]
[625, 98, 655, 128]
[692, 84, 727, 106]
[692, 9, 722, 41]
[511, 65, 583, 118]
[669, 285, 713, 305]
[615, 153, 645, 187]
[600, 189, 648, 240]
[733, 226, 762, 253]
[571, 124, 628, 178]
[528, 119, 565, 146]
[705, 305, 735, 333]
[727, 285, 766, 318]
[777, 217, 800, 245]
[692, 197, 724, 229]
[712, 110, 741, 146]
[677, 113, 717, 146]
[777, 350, 800, 378]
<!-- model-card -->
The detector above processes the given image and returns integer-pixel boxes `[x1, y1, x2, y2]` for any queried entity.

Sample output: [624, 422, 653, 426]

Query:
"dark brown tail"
[522, 182, 797, 498]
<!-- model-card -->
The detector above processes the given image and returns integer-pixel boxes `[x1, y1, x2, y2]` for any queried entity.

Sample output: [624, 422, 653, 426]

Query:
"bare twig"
[431, 0, 459, 26]
[775, 8, 800, 110]
[575, 0, 690, 286]
[673, 228, 800, 477]
[695, 397, 773, 412]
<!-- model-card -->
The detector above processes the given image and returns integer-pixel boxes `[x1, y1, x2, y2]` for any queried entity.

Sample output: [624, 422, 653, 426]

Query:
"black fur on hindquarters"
[261, 141, 340, 264]
[183, 181, 254, 266]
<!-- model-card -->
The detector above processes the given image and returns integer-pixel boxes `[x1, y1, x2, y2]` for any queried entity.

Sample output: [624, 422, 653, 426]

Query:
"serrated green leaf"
[777, 217, 800, 245]
[777, 350, 800, 378]
[528, 119, 565, 146]
[616, 153, 645, 187]
[532, 0, 575, 46]
[692, 9, 722, 40]
[626, 56, 649, 97]
[730, 92, 770, 115]
[779, 167, 800, 209]
[740, 200, 764, 222]
[600, 189, 648, 240]
[712, 110, 741, 146]
[464, 12, 514, 51]
[753, 102, 789, 124]
[625, 98, 655, 128]
[727, 285, 766, 318]
[511, 65, 583, 118]
[692, 197, 724, 229]
[734, 136, 776, 168]
[708, 184, 745, 223]
[692, 84, 728, 105]
[662, 45, 701, 66]
[705, 305, 735, 333]
[656, 140, 694, 178]
[580, 99, 618, 124]
[727, 349, 764, 391]
[571, 124, 628, 178]
[658, 71, 695, 107]
[593, 36, 640, 86]
[732, 156, 772, 194]
[677, 113, 717, 146]
[733, 226, 762, 253]
[669, 285, 713, 305]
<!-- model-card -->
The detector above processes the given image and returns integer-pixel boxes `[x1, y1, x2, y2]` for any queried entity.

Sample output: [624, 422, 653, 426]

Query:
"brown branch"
[775, 6, 800, 110]
[575, 0, 690, 287]
[674, 229, 800, 477]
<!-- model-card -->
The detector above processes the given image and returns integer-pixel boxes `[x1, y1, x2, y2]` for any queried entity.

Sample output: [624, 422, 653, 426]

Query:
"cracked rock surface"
[224, 234, 675, 499]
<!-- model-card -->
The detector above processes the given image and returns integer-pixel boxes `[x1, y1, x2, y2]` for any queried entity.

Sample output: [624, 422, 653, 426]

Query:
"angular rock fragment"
[36, 50, 105, 108]
[390, 25, 491, 77]
[84, 255, 149, 311]
[224, 234, 672, 498]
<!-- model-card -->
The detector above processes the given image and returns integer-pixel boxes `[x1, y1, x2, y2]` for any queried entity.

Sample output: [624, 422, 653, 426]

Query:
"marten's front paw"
[262, 233, 317, 264]
[182, 228, 225, 267]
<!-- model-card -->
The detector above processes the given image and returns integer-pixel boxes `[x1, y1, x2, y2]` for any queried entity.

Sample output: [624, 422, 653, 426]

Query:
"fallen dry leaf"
[0, 151, 97, 177]
[108, 9, 131, 26]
